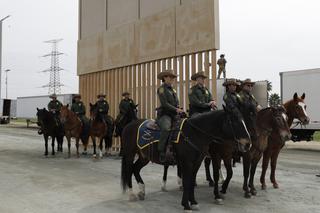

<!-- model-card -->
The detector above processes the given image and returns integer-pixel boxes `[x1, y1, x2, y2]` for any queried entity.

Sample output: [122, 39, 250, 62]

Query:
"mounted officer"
[156, 69, 184, 163]
[95, 93, 113, 140]
[71, 94, 86, 123]
[48, 94, 62, 125]
[189, 71, 216, 117]
[115, 92, 138, 137]
[223, 78, 242, 119]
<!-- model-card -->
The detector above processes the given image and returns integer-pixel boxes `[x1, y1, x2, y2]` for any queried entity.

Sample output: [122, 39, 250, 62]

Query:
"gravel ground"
[0, 125, 320, 213]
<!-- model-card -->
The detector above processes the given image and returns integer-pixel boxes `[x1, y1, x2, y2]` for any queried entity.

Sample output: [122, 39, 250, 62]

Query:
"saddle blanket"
[137, 119, 187, 149]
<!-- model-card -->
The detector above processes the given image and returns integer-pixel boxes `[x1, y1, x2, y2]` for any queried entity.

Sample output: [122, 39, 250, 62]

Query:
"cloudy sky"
[1, 0, 319, 99]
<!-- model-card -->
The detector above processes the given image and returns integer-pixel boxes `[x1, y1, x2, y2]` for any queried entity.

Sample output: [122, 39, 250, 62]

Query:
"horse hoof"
[273, 183, 279, 189]
[220, 190, 226, 195]
[250, 189, 257, 196]
[215, 198, 224, 205]
[93, 154, 97, 159]
[129, 193, 138, 202]
[137, 192, 145, 200]
[244, 192, 251, 199]
[82, 152, 88, 155]
[191, 204, 200, 211]
[261, 184, 267, 190]
[208, 181, 214, 187]
[184, 209, 193, 213]
[161, 186, 168, 192]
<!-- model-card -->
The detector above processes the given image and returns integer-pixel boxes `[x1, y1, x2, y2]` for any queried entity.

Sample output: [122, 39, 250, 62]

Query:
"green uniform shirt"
[157, 83, 179, 117]
[239, 90, 259, 114]
[71, 101, 86, 116]
[48, 100, 62, 112]
[223, 91, 242, 118]
[96, 100, 109, 114]
[119, 98, 136, 115]
[189, 84, 212, 114]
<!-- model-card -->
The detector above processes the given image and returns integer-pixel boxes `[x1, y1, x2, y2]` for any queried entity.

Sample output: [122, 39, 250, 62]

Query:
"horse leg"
[205, 157, 214, 187]
[212, 155, 224, 204]
[260, 149, 271, 190]
[270, 147, 281, 189]
[75, 137, 80, 158]
[92, 137, 97, 158]
[220, 158, 233, 194]
[99, 137, 103, 158]
[51, 137, 55, 156]
[180, 160, 192, 211]
[242, 152, 251, 198]
[189, 156, 203, 211]
[133, 157, 149, 200]
[249, 151, 262, 196]
[121, 153, 137, 201]
[67, 136, 71, 158]
[44, 135, 48, 157]
[177, 163, 183, 190]
[162, 165, 169, 192]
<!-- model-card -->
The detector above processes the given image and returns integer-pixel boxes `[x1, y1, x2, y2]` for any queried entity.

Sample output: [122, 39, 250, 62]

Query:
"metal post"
[0, 15, 11, 99]
[5, 69, 10, 99]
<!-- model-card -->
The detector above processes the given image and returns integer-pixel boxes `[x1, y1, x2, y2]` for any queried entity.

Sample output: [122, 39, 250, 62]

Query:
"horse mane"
[188, 110, 225, 125]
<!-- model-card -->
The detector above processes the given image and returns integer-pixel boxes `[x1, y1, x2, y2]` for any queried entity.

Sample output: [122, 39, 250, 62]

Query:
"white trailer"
[16, 94, 74, 119]
[280, 68, 320, 141]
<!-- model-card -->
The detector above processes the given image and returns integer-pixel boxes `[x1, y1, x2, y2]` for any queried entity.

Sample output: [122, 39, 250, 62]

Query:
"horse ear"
[301, 93, 305, 100]
[293, 93, 298, 101]
[37, 108, 39, 111]
[67, 104, 69, 108]
[90, 103, 93, 107]
[222, 105, 226, 111]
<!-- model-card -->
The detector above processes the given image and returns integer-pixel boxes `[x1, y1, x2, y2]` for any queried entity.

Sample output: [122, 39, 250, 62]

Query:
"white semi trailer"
[280, 68, 320, 141]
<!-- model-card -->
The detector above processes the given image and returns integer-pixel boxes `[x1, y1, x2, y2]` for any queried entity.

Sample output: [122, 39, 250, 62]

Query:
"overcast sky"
[1, 0, 319, 99]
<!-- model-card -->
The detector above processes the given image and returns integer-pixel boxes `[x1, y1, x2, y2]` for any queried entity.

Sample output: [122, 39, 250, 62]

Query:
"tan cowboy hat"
[222, 78, 240, 87]
[122, 91, 130, 96]
[97, 93, 106, 98]
[73, 94, 81, 99]
[157, 69, 177, 80]
[49, 94, 57, 98]
[191, 71, 207, 81]
[241, 78, 255, 86]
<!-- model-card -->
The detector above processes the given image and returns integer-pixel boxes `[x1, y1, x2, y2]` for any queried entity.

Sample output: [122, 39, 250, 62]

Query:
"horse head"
[222, 105, 251, 153]
[36, 108, 48, 133]
[89, 103, 98, 120]
[60, 105, 70, 124]
[285, 93, 310, 125]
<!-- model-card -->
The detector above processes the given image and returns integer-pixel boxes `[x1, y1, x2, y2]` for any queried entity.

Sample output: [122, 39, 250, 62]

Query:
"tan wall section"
[80, 0, 106, 39]
[140, 0, 176, 18]
[107, 0, 139, 29]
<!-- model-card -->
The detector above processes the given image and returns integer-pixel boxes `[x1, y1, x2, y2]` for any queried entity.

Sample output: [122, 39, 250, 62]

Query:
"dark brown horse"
[89, 103, 108, 158]
[60, 105, 89, 157]
[121, 109, 251, 211]
[209, 106, 292, 203]
[260, 93, 309, 189]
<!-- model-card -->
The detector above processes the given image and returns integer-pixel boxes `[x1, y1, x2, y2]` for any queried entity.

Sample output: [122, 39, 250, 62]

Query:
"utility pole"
[0, 15, 10, 99]
[4, 69, 10, 99]
[41, 39, 64, 94]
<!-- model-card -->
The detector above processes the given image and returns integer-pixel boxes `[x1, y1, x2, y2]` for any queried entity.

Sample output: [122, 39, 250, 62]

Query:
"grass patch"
[313, 131, 320, 142]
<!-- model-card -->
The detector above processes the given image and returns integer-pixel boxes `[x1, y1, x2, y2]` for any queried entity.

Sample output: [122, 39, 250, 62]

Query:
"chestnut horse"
[60, 105, 89, 157]
[260, 93, 309, 189]
[209, 106, 291, 202]
[89, 103, 108, 158]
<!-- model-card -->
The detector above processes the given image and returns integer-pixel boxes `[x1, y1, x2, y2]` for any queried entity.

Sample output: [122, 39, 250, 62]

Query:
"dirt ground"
[0, 125, 320, 213]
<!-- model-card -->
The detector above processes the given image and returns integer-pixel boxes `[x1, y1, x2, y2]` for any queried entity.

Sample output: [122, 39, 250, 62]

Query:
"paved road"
[0, 125, 320, 213]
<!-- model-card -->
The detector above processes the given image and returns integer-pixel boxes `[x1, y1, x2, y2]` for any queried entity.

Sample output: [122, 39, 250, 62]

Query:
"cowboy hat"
[191, 71, 208, 81]
[97, 93, 106, 98]
[122, 91, 130, 96]
[241, 78, 255, 86]
[222, 78, 240, 87]
[49, 94, 57, 98]
[157, 69, 177, 80]
[73, 94, 81, 99]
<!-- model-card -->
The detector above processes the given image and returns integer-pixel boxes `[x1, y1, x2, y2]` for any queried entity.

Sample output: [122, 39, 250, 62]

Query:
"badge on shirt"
[159, 87, 164, 94]
[205, 90, 209, 95]
[173, 89, 177, 94]
[79, 103, 82, 106]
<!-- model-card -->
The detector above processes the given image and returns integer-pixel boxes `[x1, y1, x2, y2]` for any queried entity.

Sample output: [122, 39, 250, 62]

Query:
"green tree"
[269, 93, 281, 107]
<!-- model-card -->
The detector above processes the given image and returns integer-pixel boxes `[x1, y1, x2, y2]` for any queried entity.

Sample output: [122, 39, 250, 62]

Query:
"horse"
[209, 106, 292, 202]
[115, 104, 138, 138]
[121, 109, 251, 211]
[36, 108, 64, 156]
[260, 93, 309, 189]
[60, 105, 90, 157]
[89, 103, 109, 158]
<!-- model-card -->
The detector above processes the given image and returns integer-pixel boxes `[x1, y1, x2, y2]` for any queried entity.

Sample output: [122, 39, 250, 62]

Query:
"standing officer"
[48, 94, 62, 125]
[217, 54, 227, 79]
[189, 71, 216, 117]
[157, 69, 184, 163]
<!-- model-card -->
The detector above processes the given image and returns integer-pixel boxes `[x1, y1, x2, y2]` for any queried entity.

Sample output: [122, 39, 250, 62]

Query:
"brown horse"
[60, 105, 89, 157]
[210, 106, 292, 202]
[260, 93, 309, 189]
[89, 103, 108, 158]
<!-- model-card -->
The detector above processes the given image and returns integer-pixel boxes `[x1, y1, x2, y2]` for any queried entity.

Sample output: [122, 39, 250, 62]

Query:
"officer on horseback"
[96, 93, 113, 140]
[115, 92, 137, 137]
[157, 69, 184, 163]
[48, 94, 63, 125]
[71, 94, 86, 123]
[223, 78, 242, 119]
[189, 71, 216, 117]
